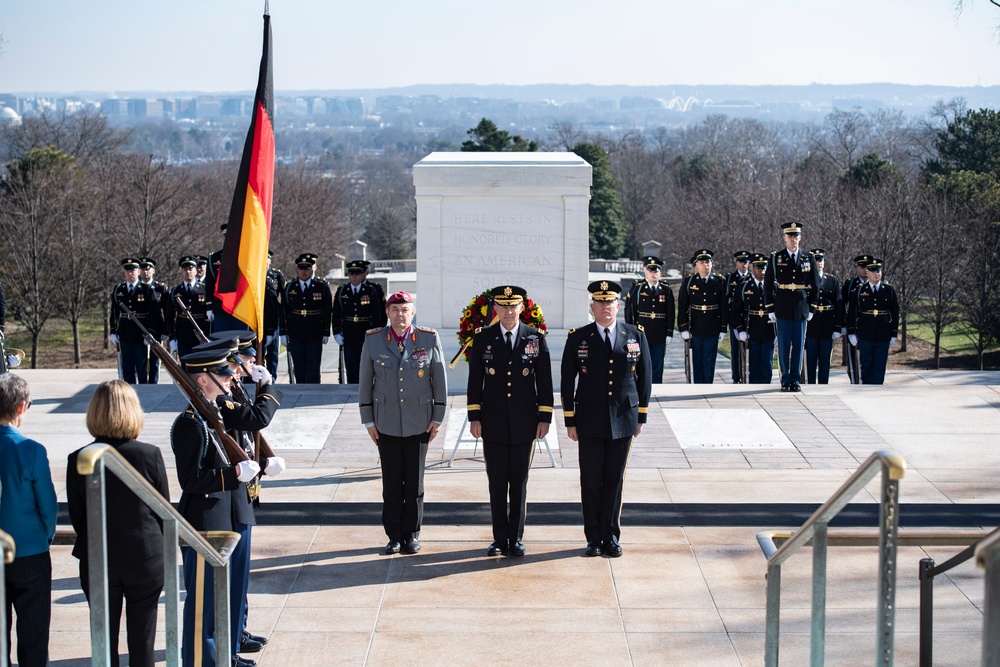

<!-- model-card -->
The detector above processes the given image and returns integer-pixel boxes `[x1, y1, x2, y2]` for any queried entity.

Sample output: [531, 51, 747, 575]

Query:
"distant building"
[101, 98, 128, 117]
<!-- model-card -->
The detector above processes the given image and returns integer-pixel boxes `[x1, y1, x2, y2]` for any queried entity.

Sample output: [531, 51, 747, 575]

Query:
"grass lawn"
[905, 319, 999, 355]
[4, 308, 115, 369]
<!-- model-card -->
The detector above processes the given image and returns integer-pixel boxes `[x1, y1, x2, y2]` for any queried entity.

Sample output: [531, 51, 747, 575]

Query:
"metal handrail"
[76, 443, 241, 667]
[975, 527, 1000, 666]
[0, 529, 14, 667]
[758, 449, 906, 667]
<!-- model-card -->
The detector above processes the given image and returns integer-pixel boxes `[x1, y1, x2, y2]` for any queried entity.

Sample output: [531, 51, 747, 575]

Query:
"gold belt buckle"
[247, 479, 261, 501]
[873, 309, 879, 316]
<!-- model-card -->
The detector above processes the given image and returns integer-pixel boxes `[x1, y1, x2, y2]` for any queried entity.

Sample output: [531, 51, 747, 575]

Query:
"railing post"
[918, 558, 935, 667]
[214, 562, 233, 666]
[876, 469, 901, 667]
[84, 456, 112, 667]
[811, 522, 828, 667]
[163, 519, 181, 667]
[983, 547, 1000, 667]
[765, 563, 781, 667]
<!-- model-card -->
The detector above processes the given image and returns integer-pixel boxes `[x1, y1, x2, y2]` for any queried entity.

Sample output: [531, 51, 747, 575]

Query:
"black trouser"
[4, 551, 51, 667]
[578, 436, 632, 546]
[377, 433, 429, 542]
[289, 338, 322, 384]
[80, 552, 164, 667]
[343, 345, 362, 384]
[483, 439, 534, 544]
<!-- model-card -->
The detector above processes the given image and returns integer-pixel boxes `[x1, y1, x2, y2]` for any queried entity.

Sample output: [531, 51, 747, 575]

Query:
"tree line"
[2, 102, 999, 368]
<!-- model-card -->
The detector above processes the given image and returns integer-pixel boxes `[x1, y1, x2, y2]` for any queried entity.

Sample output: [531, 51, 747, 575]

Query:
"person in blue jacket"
[0, 373, 58, 667]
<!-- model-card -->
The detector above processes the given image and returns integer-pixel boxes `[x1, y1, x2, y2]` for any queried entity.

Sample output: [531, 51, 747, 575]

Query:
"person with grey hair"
[0, 373, 58, 667]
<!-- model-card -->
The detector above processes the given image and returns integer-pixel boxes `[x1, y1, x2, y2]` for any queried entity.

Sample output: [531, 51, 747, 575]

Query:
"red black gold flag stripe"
[215, 11, 274, 336]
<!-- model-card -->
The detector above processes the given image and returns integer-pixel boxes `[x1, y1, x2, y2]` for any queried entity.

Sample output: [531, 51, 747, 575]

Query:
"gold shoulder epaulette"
[416, 325, 437, 334]
[366, 326, 385, 335]
[637, 324, 645, 332]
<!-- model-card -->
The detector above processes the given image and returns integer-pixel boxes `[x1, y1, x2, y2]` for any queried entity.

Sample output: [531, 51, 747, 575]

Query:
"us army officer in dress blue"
[467, 285, 554, 557]
[561, 281, 651, 558]
[359, 291, 447, 556]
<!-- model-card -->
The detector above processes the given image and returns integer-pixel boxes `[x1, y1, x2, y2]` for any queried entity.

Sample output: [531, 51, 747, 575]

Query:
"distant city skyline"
[3, 0, 1000, 93]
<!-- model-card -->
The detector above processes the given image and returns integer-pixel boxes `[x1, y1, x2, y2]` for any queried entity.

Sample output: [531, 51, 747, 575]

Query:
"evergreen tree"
[571, 142, 626, 259]
[461, 118, 537, 152]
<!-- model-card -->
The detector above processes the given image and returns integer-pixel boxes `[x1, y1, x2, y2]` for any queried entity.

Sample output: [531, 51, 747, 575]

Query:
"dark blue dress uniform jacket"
[764, 249, 819, 320]
[332, 280, 388, 347]
[623, 280, 675, 345]
[807, 273, 844, 339]
[467, 323, 554, 444]
[164, 282, 210, 347]
[737, 279, 774, 342]
[283, 278, 333, 342]
[110, 282, 163, 344]
[848, 283, 900, 343]
[561, 322, 652, 440]
[677, 274, 728, 338]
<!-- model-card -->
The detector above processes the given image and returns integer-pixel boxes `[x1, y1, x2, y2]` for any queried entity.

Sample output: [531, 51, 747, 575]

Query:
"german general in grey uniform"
[467, 285, 553, 557]
[624, 255, 674, 383]
[735, 253, 775, 384]
[725, 250, 751, 383]
[764, 222, 819, 392]
[562, 281, 651, 558]
[678, 249, 728, 384]
[847, 258, 899, 385]
[359, 291, 447, 556]
[805, 249, 844, 384]
[332, 259, 387, 384]
[109, 257, 163, 385]
[282, 253, 332, 384]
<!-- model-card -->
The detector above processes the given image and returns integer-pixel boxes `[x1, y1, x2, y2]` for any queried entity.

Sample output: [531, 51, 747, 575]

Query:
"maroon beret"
[386, 291, 413, 307]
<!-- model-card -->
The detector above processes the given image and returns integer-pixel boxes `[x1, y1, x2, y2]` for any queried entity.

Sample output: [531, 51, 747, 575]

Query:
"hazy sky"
[3, 0, 1000, 93]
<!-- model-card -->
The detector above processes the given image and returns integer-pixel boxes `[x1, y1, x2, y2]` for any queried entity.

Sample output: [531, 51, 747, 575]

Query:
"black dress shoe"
[585, 542, 602, 557]
[780, 383, 790, 392]
[402, 538, 421, 554]
[233, 657, 257, 667]
[239, 636, 265, 653]
[385, 540, 401, 554]
[603, 542, 623, 558]
[487, 541, 507, 556]
[242, 631, 268, 646]
[790, 382, 802, 392]
[508, 540, 526, 557]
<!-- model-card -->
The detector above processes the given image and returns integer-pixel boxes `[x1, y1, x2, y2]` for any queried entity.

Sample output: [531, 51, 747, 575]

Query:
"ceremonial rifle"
[117, 299, 249, 464]
[683, 337, 693, 384]
[338, 343, 346, 384]
[173, 294, 277, 461]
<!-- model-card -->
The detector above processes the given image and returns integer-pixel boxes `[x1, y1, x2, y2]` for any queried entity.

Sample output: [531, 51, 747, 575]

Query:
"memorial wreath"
[457, 289, 547, 362]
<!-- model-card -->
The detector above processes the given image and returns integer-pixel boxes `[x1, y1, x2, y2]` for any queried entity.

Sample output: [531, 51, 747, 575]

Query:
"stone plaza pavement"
[9, 359, 1000, 666]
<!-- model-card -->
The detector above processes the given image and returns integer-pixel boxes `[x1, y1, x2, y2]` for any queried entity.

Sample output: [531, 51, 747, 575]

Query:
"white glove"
[265, 456, 286, 476]
[890, 337, 897, 346]
[236, 460, 261, 482]
[680, 331, 691, 340]
[280, 335, 288, 346]
[109, 334, 119, 346]
[205, 310, 215, 323]
[737, 331, 748, 342]
[832, 331, 842, 340]
[718, 332, 727, 343]
[848, 334, 858, 346]
[807, 312, 814, 321]
[841, 327, 848, 335]
[265, 335, 273, 346]
[767, 313, 777, 324]
[169, 339, 178, 352]
[334, 333, 344, 346]
[665, 337, 672, 345]
[6, 354, 20, 369]
[250, 364, 272, 385]
[322, 336, 330, 345]
[160, 335, 170, 342]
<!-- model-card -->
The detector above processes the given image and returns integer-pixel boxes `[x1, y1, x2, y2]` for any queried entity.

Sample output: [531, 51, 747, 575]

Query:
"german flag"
[215, 11, 274, 336]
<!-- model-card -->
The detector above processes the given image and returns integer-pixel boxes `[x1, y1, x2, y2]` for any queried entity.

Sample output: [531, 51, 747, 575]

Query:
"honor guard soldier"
[359, 291, 448, 556]
[109, 257, 163, 385]
[263, 250, 284, 378]
[725, 250, 751, 383]
[736, 253, 775, 384]
[841, 254, 872, 375]
[194, 255, 209, 285]
[561, 281, 651, 558]
[204, 224, 246, 334]
[764, 222, 819, 392]
[163, 256, 211, 360]
[678, 249, 728, 384]
[138, 257, 169, 384]
[624, 256, 675, 383]
[467, 285, 554, 557]
[847, 258, 899, 384]
[171, 349, 261, 667]
[805, 249, 844, 384]
[282, 253, 332, 384]
[332, 259, 388, 383]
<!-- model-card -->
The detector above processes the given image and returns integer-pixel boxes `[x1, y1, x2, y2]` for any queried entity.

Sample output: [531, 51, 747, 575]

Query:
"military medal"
[418, 369, 425, 377]
[522, 368, 530, 376]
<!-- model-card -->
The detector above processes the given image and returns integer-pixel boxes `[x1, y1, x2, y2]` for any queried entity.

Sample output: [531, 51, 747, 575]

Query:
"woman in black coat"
[67, 380, 170, 667]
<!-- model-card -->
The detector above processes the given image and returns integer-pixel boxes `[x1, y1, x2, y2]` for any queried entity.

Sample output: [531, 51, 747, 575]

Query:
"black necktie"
[506, 330, 513, 352]
[604, 327, 612, 353]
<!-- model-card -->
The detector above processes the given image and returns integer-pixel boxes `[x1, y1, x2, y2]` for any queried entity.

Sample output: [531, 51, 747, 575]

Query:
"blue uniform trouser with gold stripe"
[776, 318, 806, 385]
[858, 339, 890, 385]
